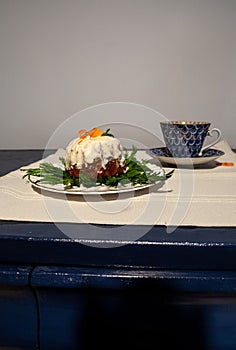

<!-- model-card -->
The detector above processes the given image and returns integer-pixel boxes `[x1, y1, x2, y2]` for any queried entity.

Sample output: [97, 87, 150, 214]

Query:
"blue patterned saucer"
[147, 147, 224, 167]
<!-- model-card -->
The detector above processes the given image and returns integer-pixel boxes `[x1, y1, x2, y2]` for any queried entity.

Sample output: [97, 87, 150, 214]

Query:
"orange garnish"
[78, 129, 88, 137]
[216, 161, 234, 166]
[89, 127, 104, 138]
[77, 127, 104, 143]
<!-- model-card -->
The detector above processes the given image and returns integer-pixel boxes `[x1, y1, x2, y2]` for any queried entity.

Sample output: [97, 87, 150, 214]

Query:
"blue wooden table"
[1, 150, 236, 350]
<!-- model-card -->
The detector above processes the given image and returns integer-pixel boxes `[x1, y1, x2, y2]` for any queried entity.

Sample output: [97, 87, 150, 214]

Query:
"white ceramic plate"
[147, 148, 224, 167]
[29, 176, 163, 195]
[28, 155, 166, 195]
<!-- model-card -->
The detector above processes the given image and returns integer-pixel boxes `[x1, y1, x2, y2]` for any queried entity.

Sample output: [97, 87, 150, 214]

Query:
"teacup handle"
[199, 128, 221, 156]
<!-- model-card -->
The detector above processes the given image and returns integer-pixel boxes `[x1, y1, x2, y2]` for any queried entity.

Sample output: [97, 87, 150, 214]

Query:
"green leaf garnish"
[102, 128, 114, 137]
[21, 146, 174, 189]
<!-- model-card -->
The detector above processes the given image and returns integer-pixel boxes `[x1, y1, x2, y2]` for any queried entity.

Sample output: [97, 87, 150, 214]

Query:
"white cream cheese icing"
[65, 135, 125, 170]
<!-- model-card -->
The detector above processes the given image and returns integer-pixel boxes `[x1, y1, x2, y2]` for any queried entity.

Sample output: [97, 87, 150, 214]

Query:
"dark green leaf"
[21, 149, 174, 189]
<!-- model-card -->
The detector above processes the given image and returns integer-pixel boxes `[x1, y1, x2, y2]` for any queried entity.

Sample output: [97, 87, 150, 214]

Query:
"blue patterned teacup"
[160, 121, 221, 158]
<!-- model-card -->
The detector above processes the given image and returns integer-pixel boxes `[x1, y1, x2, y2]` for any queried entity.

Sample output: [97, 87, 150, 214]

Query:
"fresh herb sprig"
[102, 128, 114, 137]
[21, 147, 174, 188]
[97, 146, 174, 187]
[21, 158, 78, 187]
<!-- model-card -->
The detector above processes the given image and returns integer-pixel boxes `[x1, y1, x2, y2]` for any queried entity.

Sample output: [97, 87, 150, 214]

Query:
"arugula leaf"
[21, 147, 174, 189]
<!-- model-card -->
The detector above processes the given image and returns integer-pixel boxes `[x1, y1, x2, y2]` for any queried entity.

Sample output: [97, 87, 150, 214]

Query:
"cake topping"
[77, 127, 104, 143]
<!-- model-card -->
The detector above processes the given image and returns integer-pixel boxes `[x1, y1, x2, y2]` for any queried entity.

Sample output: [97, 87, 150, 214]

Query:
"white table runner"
[1, 140, 236, 229]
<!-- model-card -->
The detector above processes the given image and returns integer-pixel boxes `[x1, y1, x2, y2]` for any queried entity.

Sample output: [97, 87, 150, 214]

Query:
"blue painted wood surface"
[33, 274, 236, 350]
[0, 266, 38, 349]
[31, 266, 236, 293]
[1, 221, 236, 269]
[1, 150, 236, 349]
[31, 266, 236, 349]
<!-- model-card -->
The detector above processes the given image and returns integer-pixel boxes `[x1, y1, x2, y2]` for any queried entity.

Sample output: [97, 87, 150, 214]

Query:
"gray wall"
[1, 0, 236, 149]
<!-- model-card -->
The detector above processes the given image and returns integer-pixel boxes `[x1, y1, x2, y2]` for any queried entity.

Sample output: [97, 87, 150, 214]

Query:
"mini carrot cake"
[65, 128, 126, 179]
